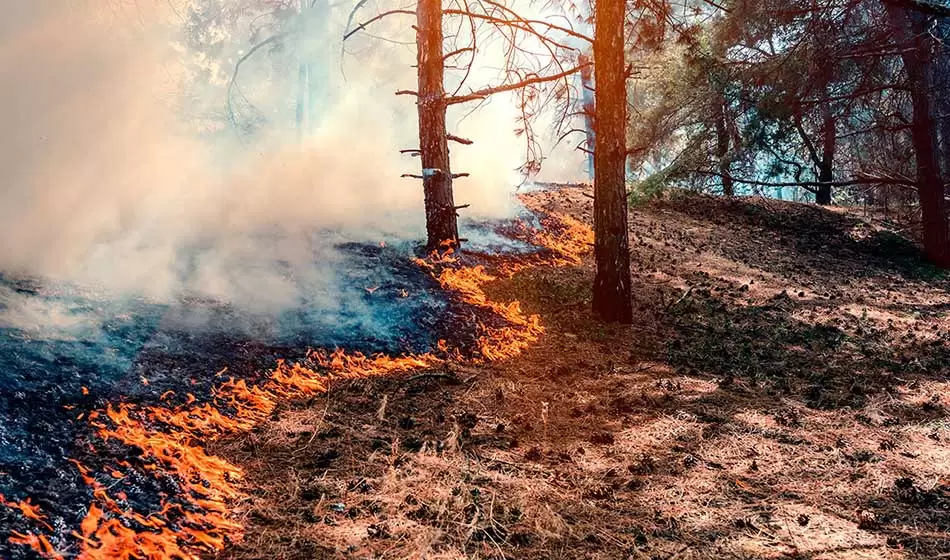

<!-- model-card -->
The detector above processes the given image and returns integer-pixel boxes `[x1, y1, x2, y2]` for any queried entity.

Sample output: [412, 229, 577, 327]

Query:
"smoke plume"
[0, 0, 584, 332]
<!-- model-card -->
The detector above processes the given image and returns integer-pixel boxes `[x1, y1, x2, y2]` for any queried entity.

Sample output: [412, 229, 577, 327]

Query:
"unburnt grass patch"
[214, 188, 950, 559]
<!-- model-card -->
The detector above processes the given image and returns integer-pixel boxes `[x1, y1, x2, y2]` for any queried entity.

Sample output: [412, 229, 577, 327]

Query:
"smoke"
[0, 0, 583, 334]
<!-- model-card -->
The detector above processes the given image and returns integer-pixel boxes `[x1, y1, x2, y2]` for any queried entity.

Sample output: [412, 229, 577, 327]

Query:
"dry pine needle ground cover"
[211, 187, 950, 560]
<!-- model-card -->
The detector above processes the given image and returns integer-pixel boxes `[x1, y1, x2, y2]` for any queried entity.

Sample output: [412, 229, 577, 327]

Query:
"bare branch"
[447, 133, 474, 145]
[226, 32, 288, 132]
[449, 0, 593, 45]
[445, 63, 590, 105]
[343, 9, 416, 41]
[443, 9, 583, 51]
[692, 170, 918, 189]
[444, 47, 475, 60]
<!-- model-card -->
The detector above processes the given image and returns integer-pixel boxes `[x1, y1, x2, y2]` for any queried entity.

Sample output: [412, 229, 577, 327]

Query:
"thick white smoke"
[0, 0, 585, 328]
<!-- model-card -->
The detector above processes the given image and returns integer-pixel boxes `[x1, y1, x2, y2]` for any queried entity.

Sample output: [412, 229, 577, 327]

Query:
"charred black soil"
[0, 240, 495, 559]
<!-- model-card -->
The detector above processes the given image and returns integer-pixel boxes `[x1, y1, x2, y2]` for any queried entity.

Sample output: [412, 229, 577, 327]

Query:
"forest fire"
[0, 205, 592, 559]
[5, 0, 950, 555]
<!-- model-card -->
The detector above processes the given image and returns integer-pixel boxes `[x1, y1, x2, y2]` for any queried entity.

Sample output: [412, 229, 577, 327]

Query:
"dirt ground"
[211, 187, 950, 560]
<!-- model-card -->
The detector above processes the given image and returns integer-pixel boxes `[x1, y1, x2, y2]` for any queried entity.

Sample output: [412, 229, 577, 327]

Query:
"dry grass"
[212, 188, 950, 560]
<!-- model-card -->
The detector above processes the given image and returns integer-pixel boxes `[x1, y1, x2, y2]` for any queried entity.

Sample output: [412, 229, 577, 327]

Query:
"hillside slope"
[213, 187, 950, 560]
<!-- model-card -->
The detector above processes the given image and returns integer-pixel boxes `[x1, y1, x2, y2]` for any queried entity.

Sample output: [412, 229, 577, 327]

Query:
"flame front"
[2, 205, 592, 559]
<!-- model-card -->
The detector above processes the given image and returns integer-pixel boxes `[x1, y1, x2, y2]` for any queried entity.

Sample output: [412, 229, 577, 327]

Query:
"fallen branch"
[664, 287, 695, 312]
[400, 372, 462, 386]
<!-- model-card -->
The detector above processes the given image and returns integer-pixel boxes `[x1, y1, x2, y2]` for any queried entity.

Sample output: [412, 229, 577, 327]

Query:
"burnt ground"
[212, 187, 950, 560]
[0, 241, 491, 558]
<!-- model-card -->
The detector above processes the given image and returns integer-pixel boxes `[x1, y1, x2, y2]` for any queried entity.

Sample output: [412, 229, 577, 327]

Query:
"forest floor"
[211, 187, 950, 560]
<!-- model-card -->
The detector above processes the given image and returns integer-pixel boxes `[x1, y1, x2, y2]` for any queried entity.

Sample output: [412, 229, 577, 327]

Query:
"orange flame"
[7, 202, 591, 559]
[9, 532, 62, 559]
[1, 495, 53, 531]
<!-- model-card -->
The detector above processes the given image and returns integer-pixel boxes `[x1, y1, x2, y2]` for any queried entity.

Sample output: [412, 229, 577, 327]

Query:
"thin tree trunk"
[592, 0, 632, 323]
[888, 3, 950, 268]
[416, 0, 458, 251]
[579, 54, 596, 181]
[714, 97, 734, 197]
[296, 62, 308, 140]
[814, 179, 832, 205]
[815, 97, 835, 205]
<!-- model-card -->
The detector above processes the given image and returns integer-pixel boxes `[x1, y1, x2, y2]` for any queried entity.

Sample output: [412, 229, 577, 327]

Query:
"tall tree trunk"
[934, 20, 950, 180]
[416, 0, 458, 251]
[887, 3, 950, 268]
[592, 0, 633, 323]
[814, 176, 832, 205]
[815, 97, 835, 205]
[714, 97, 734, 197]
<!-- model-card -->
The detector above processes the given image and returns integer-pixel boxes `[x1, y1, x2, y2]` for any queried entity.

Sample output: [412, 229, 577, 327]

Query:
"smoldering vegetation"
[0, 1, 578, 552]
[0, 0, 568, 321]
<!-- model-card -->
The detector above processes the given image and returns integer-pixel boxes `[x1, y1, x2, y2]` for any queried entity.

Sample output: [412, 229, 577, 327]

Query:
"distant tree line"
[630, 0, 950, 269]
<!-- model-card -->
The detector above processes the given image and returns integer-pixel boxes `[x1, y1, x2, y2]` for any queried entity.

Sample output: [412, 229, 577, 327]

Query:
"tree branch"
[447, 133, 474, 144]
[444, 47, 475, 60]
[452, 0, 592, 44]
[692, 170, 918, 189]
[226, 33, 288, 129]
[885, 0, 950, 17]
[445, 63, 590, 105]
[343, 9, 416, 41]
[442, 9, 584, 51]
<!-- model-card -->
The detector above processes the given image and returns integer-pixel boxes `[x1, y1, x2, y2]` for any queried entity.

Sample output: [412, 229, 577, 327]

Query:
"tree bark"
[592, 0, 633, 323]
[815, 93, 835, 205]
[934, 20, 950, 180]
[814, 179, 832, 206]
[714, 97, 734, 197]
[887, 3, 950, 268]
[416, 0, 458, 251]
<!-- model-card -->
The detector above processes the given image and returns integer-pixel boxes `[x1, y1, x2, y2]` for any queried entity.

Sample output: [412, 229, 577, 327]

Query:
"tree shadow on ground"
[656, 193, 945, 283]
[649, 289, 950, 557]
[213, 191, 950, 560]
[664, 289, 950, 411]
